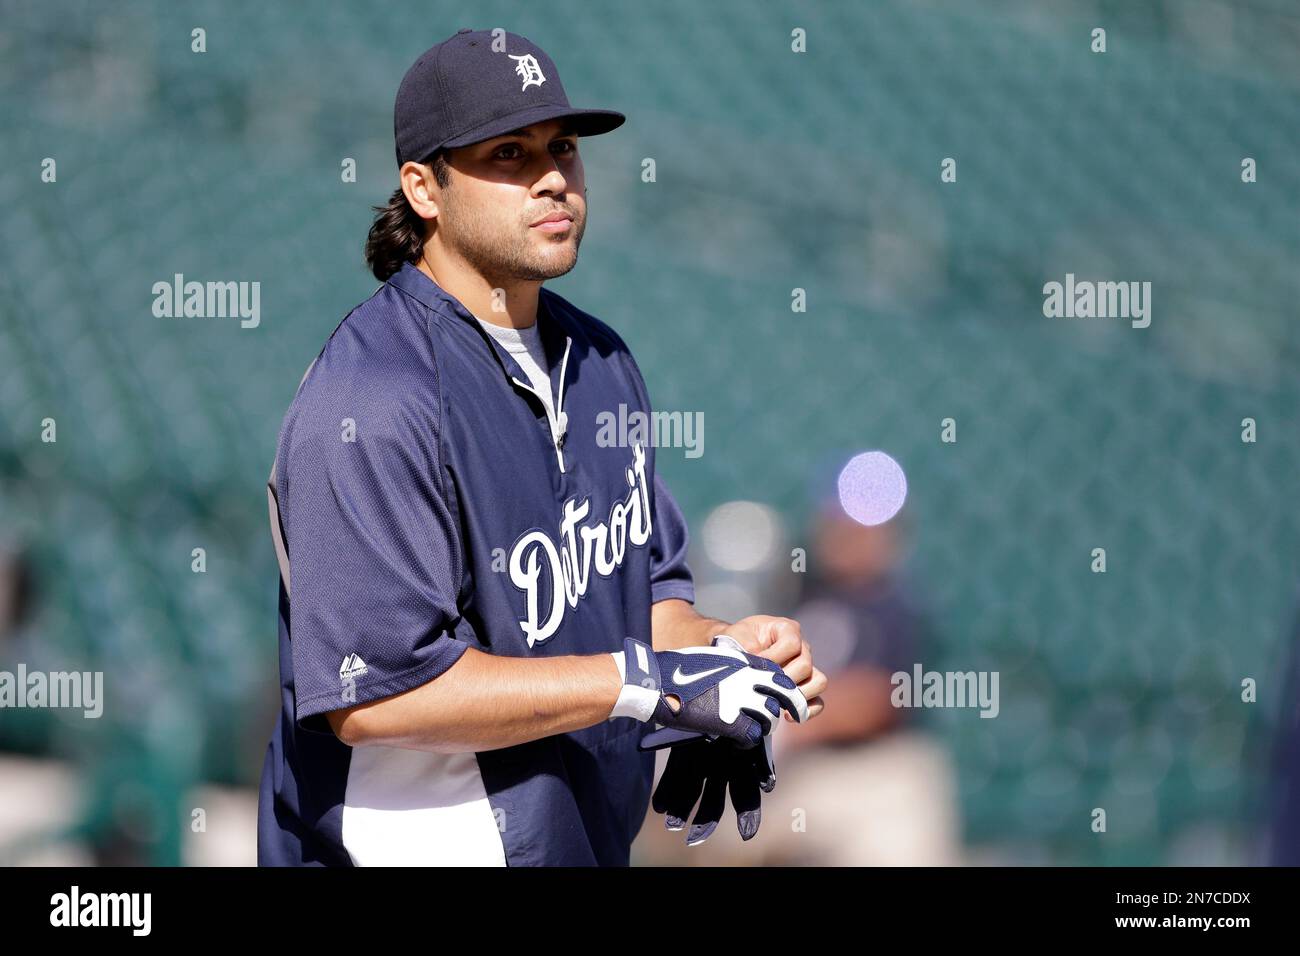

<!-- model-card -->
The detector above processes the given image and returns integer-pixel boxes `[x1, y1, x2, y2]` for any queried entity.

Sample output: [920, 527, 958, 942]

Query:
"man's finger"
[779, 651, 815, 686]
[799, 666, 830, 701]
[753, 672, 810, 723]
[782, 694, 825, 721]
[739, 699, 779, 737]
[758, 626, 803, 668]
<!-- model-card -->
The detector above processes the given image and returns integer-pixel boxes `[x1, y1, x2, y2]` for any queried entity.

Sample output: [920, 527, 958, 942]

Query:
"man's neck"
[417, 254, 540, 330]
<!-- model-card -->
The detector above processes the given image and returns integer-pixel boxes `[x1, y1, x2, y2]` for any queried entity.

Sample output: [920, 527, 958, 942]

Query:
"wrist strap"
[608, 638, 661, 722]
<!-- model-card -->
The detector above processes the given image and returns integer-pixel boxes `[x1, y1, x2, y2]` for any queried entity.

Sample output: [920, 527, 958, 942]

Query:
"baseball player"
[257, 28, 827, 866]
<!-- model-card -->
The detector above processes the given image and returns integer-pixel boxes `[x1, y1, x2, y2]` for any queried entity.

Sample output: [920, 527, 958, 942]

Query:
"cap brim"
[441, 105, 626, 149]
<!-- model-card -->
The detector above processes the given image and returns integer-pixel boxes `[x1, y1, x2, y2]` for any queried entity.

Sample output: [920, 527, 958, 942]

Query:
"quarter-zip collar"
[386, 262, 575, 473]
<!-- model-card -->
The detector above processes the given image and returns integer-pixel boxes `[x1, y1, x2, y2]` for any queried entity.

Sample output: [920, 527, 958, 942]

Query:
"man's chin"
[528, 249, 579, 280]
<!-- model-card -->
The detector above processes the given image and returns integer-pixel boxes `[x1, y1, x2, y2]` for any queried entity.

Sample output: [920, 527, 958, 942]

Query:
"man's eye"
[494, 142, 575, 160]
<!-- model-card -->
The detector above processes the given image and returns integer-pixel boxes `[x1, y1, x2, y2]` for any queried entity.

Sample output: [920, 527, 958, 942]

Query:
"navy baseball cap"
[394, 28, 626, 166]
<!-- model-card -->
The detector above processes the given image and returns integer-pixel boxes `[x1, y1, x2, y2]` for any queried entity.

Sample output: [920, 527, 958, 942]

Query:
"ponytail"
[364, 188, 427, 281]
[364, 150, 451, 281]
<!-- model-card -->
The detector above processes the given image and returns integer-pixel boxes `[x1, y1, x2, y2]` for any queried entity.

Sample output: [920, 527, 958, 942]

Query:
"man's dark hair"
[364, 150, 451, 281]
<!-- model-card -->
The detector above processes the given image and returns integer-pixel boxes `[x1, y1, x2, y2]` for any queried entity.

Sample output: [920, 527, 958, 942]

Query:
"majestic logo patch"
[509, 444, 651, 647]
[509, 53, 546, 91]
[339, 653, 369, 681]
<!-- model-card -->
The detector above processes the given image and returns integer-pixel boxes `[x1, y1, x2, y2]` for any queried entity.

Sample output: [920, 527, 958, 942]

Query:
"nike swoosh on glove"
[611, 634, 809, 749]
[651, 734, 778, 845]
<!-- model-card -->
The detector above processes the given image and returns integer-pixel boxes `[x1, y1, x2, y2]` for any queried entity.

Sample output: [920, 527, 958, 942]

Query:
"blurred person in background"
[638, 499, 959, 865]
[759, 501, 960, 865]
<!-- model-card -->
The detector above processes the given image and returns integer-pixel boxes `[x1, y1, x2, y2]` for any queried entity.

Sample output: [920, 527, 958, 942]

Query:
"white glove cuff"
[607, 651, 662, 723]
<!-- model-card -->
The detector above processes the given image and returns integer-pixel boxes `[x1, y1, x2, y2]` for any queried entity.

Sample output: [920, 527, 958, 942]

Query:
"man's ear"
[399, 161, 439, 222]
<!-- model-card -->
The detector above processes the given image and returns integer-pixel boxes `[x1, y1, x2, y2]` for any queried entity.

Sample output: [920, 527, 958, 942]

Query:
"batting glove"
[651, 733, 778, 845]
[609, 634, 809, 749]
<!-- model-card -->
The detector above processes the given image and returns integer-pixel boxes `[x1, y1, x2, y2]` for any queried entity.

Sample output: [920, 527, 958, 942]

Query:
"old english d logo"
[508, 53, 546, 91]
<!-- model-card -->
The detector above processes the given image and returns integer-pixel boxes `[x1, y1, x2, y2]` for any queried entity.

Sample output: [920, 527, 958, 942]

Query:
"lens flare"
[836, 450, 907, 526]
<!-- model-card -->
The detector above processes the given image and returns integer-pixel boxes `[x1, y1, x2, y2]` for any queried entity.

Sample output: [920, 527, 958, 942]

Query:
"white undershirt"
[475, 317, 559, 434]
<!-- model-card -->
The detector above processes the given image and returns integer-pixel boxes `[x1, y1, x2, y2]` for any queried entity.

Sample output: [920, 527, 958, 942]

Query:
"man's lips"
[531, 211, 573, 232]
[532, 219, 572, 233]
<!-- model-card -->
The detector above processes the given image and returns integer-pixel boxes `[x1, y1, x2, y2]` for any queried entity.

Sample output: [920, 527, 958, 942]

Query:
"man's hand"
[644, 607, 827, 847]
[717, 615, 827, 722]
[650, 601, 828, 722]
[615, 636, 809, 749]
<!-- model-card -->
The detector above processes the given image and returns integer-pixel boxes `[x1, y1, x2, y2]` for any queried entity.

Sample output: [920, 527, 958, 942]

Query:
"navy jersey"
[257, 262, 695, 866]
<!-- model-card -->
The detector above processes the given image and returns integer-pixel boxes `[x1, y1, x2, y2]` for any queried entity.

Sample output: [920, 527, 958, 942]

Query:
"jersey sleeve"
[648, 472, 696, 605]
[276, 379, 469, 735]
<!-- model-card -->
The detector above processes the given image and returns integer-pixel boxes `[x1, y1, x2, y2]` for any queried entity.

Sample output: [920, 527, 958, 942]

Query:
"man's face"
[434, 117, 587, 282]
